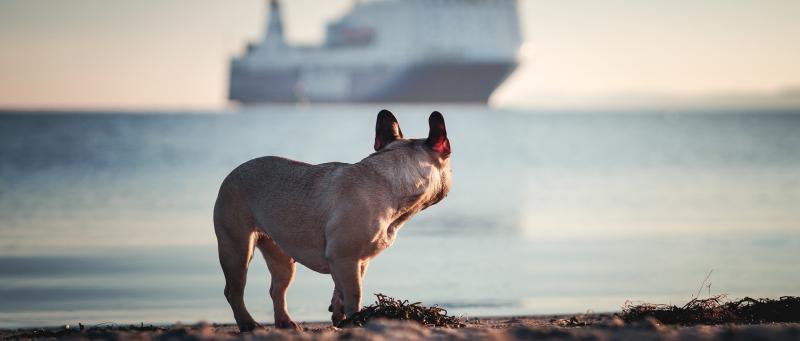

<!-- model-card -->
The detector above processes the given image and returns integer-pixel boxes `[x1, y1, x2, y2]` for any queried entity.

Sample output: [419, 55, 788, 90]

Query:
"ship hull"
[229, 61, 517, 104]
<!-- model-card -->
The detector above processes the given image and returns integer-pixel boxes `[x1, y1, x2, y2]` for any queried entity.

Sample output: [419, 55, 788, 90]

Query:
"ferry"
[229, 0, 522, 104]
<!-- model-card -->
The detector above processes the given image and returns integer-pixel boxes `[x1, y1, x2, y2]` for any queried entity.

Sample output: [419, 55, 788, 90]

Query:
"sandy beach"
[3, 314, 799, 340]
[3, 0, 800, 338]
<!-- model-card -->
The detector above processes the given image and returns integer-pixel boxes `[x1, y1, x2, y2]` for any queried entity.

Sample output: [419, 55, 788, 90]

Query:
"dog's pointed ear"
[426, 111, 451, 157]
[374, 109, 403, 151]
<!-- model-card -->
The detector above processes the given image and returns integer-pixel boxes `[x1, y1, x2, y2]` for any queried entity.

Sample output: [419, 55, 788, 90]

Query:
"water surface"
[1, 106, 798, 327]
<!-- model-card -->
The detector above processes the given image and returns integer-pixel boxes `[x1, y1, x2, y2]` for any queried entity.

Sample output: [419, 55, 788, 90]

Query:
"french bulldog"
[213, 110, 451, 331]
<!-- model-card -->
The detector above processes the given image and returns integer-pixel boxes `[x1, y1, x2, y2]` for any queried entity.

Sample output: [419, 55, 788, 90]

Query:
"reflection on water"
[0, 107, 799, 327]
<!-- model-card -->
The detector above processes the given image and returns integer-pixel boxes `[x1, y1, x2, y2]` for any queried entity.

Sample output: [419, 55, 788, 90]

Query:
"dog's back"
[214, 156, 347, 271]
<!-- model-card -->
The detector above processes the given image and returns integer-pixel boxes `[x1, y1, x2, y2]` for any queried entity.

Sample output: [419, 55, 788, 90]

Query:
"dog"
[213, 110, 452, 331]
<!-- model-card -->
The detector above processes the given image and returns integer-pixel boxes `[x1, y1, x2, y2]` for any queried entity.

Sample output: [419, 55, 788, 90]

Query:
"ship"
[229, 0, 522, 104]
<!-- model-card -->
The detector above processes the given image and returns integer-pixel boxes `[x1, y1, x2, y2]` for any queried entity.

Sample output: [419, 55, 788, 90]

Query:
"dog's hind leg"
[215, 178, 274, 333]
[216, 229, 260, 333]
[216, 228, 259, 332]
[256, 235, 299, 330]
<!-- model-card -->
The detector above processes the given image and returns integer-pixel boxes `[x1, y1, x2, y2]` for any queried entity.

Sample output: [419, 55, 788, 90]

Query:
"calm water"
[1, 106, 799, 327]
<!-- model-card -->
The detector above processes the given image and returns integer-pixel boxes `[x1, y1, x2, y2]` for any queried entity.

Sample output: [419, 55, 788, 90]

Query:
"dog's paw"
[336, 317, 362, 329]
[275, 320, 301, 331]
[331, 313, 345, 327]
[238, 321, 261, 333]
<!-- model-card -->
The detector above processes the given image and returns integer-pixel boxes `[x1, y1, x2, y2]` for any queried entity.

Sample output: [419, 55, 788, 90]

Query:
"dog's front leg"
[329, 258, 363, 321]
[329, 286, 344, 325]
[329, 260, 368, 325]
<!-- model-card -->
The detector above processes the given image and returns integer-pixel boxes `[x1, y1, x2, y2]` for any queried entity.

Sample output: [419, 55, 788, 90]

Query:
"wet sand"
[3, 314, 799, 340]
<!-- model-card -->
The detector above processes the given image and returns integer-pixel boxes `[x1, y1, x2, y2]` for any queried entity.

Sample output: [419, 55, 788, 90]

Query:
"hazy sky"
[1, 0, 799, 109]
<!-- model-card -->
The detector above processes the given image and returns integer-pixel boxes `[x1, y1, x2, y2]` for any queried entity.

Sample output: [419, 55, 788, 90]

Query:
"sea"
[1, 105, 798, 328]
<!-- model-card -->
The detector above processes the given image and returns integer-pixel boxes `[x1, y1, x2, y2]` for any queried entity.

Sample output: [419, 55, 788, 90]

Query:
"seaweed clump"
[339, 293, 465, 328]
[621, 295, 800, 325]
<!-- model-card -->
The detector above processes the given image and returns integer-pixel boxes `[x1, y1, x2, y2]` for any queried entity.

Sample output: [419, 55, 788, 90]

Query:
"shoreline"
[3, 314, 799, 340]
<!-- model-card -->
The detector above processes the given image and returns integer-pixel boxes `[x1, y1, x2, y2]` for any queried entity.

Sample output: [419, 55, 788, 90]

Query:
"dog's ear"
[426, 111, 451, 157]
[374, 109, 403, 151]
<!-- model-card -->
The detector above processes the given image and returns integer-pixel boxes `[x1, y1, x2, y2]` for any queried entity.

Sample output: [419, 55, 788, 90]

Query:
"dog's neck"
[357, 144, 449, 217]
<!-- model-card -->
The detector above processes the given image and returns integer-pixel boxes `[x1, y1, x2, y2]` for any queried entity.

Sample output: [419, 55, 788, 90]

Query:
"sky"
[0, 0, 799, 109]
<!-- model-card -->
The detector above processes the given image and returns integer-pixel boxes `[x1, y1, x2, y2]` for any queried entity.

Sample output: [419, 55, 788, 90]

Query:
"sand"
[3, 314, 800, 340]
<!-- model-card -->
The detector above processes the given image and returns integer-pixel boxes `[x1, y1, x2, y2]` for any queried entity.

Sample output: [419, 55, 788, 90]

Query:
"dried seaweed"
[339, 293, 465, 328]
[621, 295, 800, 325]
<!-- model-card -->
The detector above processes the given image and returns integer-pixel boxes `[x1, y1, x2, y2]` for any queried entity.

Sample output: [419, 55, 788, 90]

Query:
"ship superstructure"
[229, 0, 521, 104]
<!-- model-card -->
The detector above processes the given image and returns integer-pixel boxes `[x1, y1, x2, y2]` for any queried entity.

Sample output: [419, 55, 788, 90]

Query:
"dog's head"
[372, 109, 451, 206]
